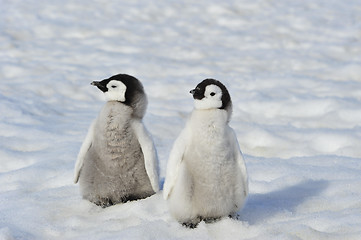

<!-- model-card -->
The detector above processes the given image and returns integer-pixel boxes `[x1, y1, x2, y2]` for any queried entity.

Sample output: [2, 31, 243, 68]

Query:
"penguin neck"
[104, 100, 132, 113]
[190, 108, 229, 128]
[101, 101, 133, 127]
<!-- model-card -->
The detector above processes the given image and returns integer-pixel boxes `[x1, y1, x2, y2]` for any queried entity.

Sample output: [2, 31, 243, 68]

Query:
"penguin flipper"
[229, 127, 249, 197]
[163, 126, 190, 200]
[73, 120, 96, 183]
[131, 119, 160, 192]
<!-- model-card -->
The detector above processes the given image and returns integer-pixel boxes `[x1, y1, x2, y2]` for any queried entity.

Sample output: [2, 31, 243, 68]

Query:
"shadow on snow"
[240, 179, 329, 224]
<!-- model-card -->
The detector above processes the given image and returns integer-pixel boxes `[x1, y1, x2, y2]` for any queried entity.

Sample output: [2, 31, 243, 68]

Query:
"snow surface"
[1, 0, 361, 239]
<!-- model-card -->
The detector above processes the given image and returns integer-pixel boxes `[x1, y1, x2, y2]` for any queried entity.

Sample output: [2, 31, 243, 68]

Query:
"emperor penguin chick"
[74, 74, 159, 207]
[163, 79, 248, 228]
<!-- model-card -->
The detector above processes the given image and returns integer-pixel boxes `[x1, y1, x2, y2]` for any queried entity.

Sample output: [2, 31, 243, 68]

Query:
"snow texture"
[0, 0, 361, 239]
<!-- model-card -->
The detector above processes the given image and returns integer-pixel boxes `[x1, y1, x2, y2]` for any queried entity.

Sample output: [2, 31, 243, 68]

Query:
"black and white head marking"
[91, 74, 147, 118]
[190, 79, 232, 111]
[91, 74, 144, 105]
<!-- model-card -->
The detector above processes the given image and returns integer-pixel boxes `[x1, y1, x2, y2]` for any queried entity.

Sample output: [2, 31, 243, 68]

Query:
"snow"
[0, 0, 360, 239]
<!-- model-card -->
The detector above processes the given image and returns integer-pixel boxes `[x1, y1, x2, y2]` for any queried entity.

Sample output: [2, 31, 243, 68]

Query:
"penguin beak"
[190, 88, 203, 100]
[91, 81, 107, 92]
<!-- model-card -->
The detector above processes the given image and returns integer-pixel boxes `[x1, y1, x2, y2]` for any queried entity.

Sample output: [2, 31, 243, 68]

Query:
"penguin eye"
[210, 92, 216, 96]
[111, 85, 117, 88]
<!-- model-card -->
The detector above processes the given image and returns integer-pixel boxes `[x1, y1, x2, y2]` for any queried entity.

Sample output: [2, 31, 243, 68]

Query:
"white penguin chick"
[74, 74, 159, 207]
[163, 79, 248, 228]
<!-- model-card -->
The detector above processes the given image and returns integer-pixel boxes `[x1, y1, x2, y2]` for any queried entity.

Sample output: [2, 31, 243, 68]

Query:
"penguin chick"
[74, 74, 159, 207]
[163, 79, 248, 227]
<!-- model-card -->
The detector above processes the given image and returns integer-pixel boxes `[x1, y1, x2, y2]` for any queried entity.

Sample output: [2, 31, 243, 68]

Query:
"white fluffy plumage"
[163, 79, 248, 227]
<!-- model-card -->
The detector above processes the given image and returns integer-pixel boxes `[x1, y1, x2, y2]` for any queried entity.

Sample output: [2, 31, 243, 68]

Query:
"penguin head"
[91, 74, 148, 118]
[190, 79, 232, 116]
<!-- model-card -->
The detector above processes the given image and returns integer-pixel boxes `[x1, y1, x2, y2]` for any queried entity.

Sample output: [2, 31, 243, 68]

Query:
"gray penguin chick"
[74, 74, 159, 207]
[163, 79, 248, 228]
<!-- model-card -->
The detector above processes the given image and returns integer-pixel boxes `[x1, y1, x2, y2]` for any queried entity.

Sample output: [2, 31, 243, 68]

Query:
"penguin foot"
[181, 222, 199, 229]
[95, 198, 114, 208]
[228, 213, 241, 220]
[181, 217, 201, 229]
[203, 217, 221, 224]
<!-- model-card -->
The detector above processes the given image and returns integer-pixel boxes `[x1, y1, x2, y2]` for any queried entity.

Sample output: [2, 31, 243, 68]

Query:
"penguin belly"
[184, 110, 237, 218]
[79, 108, 154, 206]
[185, 142, 237, 218]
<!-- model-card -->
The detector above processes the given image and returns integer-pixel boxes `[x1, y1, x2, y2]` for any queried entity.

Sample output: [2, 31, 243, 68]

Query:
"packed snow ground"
[1, 0, 361, 239]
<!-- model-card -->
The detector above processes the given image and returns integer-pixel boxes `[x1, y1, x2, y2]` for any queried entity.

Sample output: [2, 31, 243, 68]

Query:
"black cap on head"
[190, 78, 231, 110]
[91, 73, 147, 118]
[91, 74, 145, 106]
[107, 74, 144, 106]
